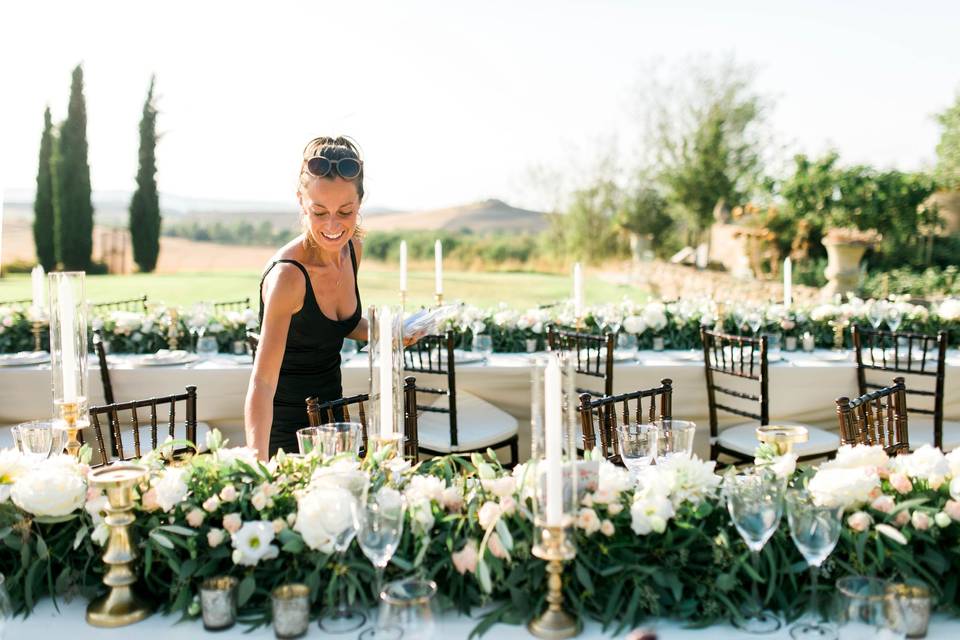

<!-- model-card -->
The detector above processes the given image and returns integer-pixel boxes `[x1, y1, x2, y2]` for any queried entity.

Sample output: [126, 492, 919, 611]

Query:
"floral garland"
[3, 435, 960, 634]
[3, 296, 958, 355]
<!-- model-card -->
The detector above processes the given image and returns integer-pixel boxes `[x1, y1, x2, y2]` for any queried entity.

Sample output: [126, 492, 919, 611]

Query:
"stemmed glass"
[745, 307, 764, 337]
[886, 305, 903, 333]
[315, 470, 371, 633]
[354, 486, 406, 640]
[868, 301, 887, 330]
[616, 423, 657, 474]
[724, 472, 785, 633]
[785, 490, 843, 639]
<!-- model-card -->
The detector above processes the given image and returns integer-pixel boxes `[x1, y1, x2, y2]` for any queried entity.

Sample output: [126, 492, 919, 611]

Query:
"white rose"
[481, 477, 516, 499]
[600, 519, 615, 536]
[935, 512, 952, 528]
[231, 520, 280, 566]
[405, 475, 445, 503]
[820, 445, 889, 473]
[938, 298, 960, 322]
[892, 445, 950, 489]
[294, 487, 352, 553]
[622, 315, 646, 335]
[11, 456, 87, 517]
[807, 467, 879, 509]
[207, 528, 226, 548]
[153, 467, 189, 512]
[847, 511, 872, 532]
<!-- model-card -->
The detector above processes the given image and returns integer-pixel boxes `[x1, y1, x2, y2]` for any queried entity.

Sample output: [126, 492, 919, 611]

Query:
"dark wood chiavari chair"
[546, 326, 615, 398]
[0, 298, 32, 306]
[245, 331, 260, 360]
[578, 379, 673, 463]
[90, 295, 149, 313]
[836, 376, 910, 456]
[88, 385, 199, 466]
[700, 328, 839, 464]
[403, 330, 519, 466]
[852, 326, 955, 450]
[305, 377, 419, 460]
[213, 298, 252, 313]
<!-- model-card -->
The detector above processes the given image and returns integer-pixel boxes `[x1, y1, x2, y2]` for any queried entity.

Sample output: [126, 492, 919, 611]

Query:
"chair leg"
[508, 437, 519, 470]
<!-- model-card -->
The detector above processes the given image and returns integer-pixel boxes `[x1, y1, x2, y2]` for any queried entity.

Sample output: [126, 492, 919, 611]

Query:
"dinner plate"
[0, 351, 50, 367]
[121, 350, 200, 367]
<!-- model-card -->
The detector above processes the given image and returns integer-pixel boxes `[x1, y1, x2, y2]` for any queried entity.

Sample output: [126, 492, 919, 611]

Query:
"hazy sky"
[2, 0, 958, 212]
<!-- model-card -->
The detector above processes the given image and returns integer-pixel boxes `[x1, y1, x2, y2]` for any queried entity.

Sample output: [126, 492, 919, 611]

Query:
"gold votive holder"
[887, 583, 932, 638]
[271, 583, 311, 639]
[200, 576, 238, 631]
[528, 522, 580, 639]
[756, 425, 808, 456]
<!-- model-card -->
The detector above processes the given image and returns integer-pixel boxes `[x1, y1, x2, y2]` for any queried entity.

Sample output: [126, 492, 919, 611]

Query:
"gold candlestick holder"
[828, 317, 849, 351]
[756, 425, 809, 456]
[434, 292, 443, 306]
[528, 523, 580, 639]
[31, 319, 44, 352]
[167, 309, 179, 350]
[400, 290, 407, 311]
[86, 463, 152, 627]
[57, 400, 82, 459]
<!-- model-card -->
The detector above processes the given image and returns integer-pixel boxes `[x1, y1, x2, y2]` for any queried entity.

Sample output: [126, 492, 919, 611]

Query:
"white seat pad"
[418, 391, 518, 453]
[718, 422, 839, 457]
[907, 417, 960, 452]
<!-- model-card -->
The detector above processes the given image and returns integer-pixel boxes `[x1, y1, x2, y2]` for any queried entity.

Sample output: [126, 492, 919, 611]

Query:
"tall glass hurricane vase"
[368, 305, 405, 445]
[786, 490, 844, 640]
[724, 472, 785, 634]
[48, 272, 89, 459]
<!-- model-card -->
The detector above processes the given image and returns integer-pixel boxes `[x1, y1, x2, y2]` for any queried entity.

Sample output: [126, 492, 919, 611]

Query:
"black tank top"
[258, 241, 362, 456]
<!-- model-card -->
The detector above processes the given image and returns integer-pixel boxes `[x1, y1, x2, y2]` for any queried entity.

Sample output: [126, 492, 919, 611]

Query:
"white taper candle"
[783, 258, 793, 308]
[434, 240, 443, 296]
[58, 277, 77, 402]
[399, 241, 408, 293]
[544, 355, 563, 526]
[378, 306, 394, 437]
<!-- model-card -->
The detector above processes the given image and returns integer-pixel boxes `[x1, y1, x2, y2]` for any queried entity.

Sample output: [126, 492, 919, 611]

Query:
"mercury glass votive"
[272, 583, 310, 639]
[200, 576, 238, 631]
[887, 583, 932, 638]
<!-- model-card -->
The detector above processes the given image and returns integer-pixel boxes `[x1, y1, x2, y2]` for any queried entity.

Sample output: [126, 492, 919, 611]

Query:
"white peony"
[0, 449, 29, 487]
[947, 449, 960, 480]
[649, 453, 721, 507]
[481, 476, 516, 499]
[231, 520, 280, 566]
[807, 467, 879, 509]
[892, 445, 950, 489]
[630, 493, 675, 535]
[405, 475, 445, 503]
[214, 446, 259, 467]
[622, 315, 646, 335]
[153, 467, 189, 512]
[938, 298, 960, 322]
[641, 303, 668, 333]
[294, 486, 352, 553]
[11, 455, 87, 517]
[820, 445, 889, 473]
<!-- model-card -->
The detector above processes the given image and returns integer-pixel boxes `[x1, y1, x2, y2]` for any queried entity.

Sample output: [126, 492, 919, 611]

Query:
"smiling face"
[299, 177, 360, 253]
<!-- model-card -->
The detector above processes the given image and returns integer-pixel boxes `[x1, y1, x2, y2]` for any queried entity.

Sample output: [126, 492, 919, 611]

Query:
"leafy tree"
[614, 183, 673, 239]
[33, 107, 57, 270]
[52, 65, 94, 270]
[130, 75, 162, 272]
[552, 179, 624, 263]
[935, 92, 960, 190]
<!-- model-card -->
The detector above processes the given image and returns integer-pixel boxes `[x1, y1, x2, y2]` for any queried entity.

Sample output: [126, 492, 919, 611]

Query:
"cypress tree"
[33, 107, 57, 270]
[53, 64, 94, 271]
[130, 75, 161, 272]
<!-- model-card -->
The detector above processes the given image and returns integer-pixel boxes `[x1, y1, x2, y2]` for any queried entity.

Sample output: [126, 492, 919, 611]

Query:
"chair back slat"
[91, 295, 148, 313]
[88, 385, 198, 466]
[546, 327, 614, 397]
[701, 328, 769, 447]
[853, 326, 948, 448]
[578, 379, 673, 462]
[836, 376, 909, 455]
[403, 331, 459, 447]
[213, 298, 251, 313]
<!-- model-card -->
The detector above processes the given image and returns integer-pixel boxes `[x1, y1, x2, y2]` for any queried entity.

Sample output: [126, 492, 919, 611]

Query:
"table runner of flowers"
[3, 434, 960, 634]
[1, 297, 958, 354]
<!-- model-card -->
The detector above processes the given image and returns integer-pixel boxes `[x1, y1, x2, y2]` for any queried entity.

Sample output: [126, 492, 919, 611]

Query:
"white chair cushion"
[906, 417, 960, 452]
[718, 422, 840, 457]
[418, 391, 518, 453]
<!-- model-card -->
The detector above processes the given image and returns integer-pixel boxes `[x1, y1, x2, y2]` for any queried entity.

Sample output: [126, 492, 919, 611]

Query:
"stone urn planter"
[822, 228, 880, 297]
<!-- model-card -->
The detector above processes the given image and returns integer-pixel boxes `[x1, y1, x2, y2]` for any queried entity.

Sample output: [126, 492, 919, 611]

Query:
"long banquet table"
[1, 349, 958, 460]
[12, 598, 960, 639]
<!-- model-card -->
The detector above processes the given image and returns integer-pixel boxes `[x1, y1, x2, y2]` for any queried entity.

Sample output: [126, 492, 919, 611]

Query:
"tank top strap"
[258, 259, 315, 326]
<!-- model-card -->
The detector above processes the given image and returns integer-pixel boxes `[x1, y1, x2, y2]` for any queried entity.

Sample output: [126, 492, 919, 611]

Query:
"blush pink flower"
[186, 508, 205, 528]
[889, 473, 913, 495]
[141, 488, 160, 512]
[870, 495, 895, 514]
[847, 511, 872, 532]
[487, 532, 509, 560]
[945, 500, 960, 522]
[911, 511, 931, 531]
[893, 510, 911, 528]
[452, 539, 479, 575]
[223, 513, 243, 535]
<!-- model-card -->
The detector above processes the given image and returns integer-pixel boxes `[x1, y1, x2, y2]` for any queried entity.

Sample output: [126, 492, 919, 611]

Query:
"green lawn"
[0, 263, 646, 310]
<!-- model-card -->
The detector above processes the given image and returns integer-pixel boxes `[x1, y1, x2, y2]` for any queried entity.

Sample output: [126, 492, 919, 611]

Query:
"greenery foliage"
[33, 107, 57, 271]
[936, 92, 960, 190]
[130, 76, 162, 273]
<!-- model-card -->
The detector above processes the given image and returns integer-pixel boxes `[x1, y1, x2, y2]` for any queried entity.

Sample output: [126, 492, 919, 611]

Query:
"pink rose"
[487, 532, 509, 560]
[219, 485, 238, 503]
[477, 502, 502, 530]
[600, 519, 615, 537]
[141, 488, 160, 512]
[608, 502, 624, 516]
[889, 473, 913, 495]
[499, 496, 516, 517]
[871, 495, 895, 514]
[945, 500, 960, 522]
[222, 513, 242, 534]
[894, 510, 911, 528]
[186, 508, 205, 528]
[847, 511, 872, 532]
[207, 528, 225, 548]
[202, 495, 220, 513]
[452, 539, 479, 575]
[911, 511, 931, 531]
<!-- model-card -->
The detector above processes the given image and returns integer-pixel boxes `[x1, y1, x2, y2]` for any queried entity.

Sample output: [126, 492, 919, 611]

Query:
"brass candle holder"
[31, 319, 44, 352]
[434, 292, 444, 306]
[57, 400, 82, 460]
[167, 308, 179, 350]
[86, 463, 152, 627]
[828, 316, 849, 351]
[528, 523, 580, 639]
[400, 290, 407, 312]
[756, 425, 809, 456]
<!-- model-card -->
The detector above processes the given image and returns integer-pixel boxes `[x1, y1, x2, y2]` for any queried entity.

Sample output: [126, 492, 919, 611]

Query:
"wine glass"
[607, 306, 623, 338]
[315, 470, 370, 633]
[785, 490, 844, 639]
[724, 472, 785, 633]
[616, 423, 657, 473]
[354, 486, 406, 640]
[745, 307, 764, 336]
[867, 301, 887, 330]
[320, 422, 364, 458]
[12, 421, 54, 462]
[886, 305, 903, 333]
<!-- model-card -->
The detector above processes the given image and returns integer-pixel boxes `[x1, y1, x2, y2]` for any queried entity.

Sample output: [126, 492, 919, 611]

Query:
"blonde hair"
[298, 135, 366, 241]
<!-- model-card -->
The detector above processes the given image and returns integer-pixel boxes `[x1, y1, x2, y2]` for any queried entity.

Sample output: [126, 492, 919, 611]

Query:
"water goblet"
[314, 470, 370, 633]
[745, 308, 764, 336]
[886, 306, 903, 333]
[616, 423, 657, 474]
[868, 301, 887, 330]
[785, 490, 844, 639]
[354, 487, 406, 640]
[723, 472, 785, 633]
[472, 334, 493, 358]
[196, 335, 220, 357]
[12, 421, 54, 462]
[320, 422, 364, 458]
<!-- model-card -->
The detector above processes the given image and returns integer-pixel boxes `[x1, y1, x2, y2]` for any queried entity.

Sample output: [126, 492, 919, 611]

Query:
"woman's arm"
[244, 265, 302, 460]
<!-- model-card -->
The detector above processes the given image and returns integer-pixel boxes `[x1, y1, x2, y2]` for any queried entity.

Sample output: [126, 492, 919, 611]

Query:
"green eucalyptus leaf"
[237, 574, 256, 606]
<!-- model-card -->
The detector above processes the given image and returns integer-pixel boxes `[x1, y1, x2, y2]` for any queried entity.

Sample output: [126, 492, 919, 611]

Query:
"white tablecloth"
[2, 351, 958, 460]
[11, 598, 960, 639]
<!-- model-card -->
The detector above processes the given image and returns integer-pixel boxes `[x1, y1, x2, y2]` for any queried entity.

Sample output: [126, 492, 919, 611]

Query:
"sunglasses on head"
[306, 156, 362, 180]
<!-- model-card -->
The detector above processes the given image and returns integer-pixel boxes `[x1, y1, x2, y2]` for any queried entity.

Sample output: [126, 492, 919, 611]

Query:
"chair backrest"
[245, 331, 260, 360]
[88, 385, 198, 465]
[546, 326, 615, 397]
[213, 298, 252, 313]
[836, 376, 909, 455]
[0, 298, 31, 306]
[92, 329, 115, 405]
[305, 376, 419, 460]
[91, 295, 148, 313]
[403, 331, 460, 446]
[853, 325, 948, 448]
[578, 379, 673, 461]
[700, 328, 769, 438]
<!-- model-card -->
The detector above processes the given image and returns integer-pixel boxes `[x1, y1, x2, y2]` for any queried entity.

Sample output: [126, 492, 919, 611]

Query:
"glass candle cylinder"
[47, 272, 89, 456]
[369, 305, 405, 442]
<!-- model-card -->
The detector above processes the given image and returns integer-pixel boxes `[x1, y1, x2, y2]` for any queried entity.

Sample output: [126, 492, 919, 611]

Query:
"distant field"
[0, 262, 646, 309]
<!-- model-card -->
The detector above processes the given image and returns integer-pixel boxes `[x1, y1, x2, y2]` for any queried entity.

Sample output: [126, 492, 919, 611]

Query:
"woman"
[244, 136, 368, 459]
